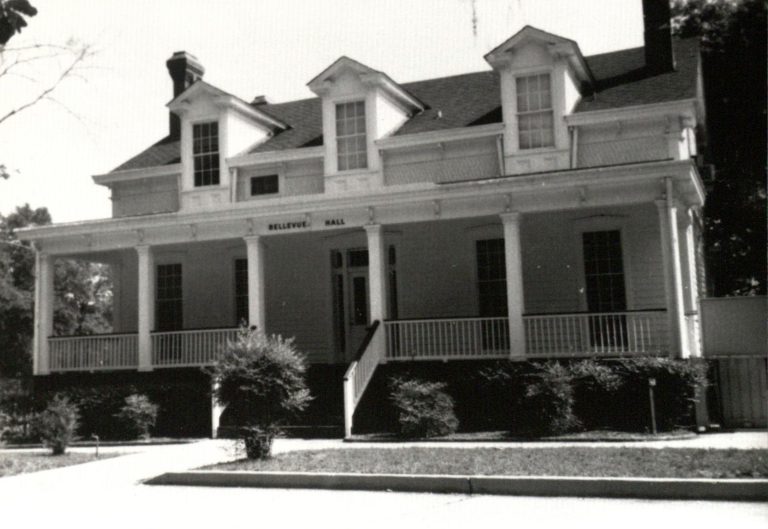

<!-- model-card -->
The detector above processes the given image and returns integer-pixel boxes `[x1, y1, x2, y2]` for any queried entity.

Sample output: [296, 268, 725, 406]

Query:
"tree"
[0, 1, 94, 140]
[671, 0, 767, 295]
[0, 0, 37, 46]
[0, 204, 112, 377]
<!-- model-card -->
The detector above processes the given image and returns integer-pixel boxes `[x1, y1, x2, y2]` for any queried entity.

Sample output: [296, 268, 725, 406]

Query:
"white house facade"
[19, 1, 707, 437]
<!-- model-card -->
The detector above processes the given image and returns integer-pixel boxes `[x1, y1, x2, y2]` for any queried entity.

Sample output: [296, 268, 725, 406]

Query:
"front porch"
[45, 309, 674, 373]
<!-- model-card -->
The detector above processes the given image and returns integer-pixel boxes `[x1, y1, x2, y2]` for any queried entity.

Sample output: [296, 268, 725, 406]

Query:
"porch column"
[500, 212, 526, 357]
[680, 207, 702, 357]
[136, 245, 155, 371]
[33, 251, 54, 375]
[244, 235, 266, 332]
[365, 224, 388, 323]
[655, 188, 689, 358]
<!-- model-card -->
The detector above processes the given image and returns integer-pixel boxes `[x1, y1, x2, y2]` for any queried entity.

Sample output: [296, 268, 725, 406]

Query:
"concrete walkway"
[0, 432, 765, 529]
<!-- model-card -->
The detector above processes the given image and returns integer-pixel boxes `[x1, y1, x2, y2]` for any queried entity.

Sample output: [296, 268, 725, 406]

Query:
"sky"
[0, 0, 645, 224]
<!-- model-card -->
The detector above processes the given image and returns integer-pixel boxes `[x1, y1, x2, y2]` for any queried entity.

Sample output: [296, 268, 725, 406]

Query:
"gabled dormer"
[166, 52, 288, 210]
[307, 56, 425, 192]
[485, 26, 594, 174]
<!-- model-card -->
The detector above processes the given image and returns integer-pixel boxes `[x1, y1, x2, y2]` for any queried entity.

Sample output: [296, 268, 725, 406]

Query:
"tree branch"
[0, 43, 94, 126]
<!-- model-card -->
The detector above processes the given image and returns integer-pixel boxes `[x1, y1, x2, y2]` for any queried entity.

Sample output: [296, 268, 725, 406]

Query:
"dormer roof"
[307, 56, 426, 113]
[484, 25, 595, 91]
[112, 38, 701, 172]
[167, 79, 289, 133]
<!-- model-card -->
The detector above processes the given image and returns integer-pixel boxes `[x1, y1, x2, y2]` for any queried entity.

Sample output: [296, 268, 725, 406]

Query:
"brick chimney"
[642, 0, 675, 74]
[166, 51, 205, 138]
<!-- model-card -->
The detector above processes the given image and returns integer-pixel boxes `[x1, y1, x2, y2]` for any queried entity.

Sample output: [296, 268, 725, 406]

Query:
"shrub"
[523, 362, 581, 436]
[611, 357, 708, 431]
[389, 377, 459, 438]
[0, 378, 36, 443]
[115, 394, 158, 440]
[35, 395, 79, 455]
[211, 327, 312, 459]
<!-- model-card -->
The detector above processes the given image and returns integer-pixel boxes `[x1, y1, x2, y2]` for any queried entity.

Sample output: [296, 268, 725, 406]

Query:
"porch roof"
[18, 159, 702, 254]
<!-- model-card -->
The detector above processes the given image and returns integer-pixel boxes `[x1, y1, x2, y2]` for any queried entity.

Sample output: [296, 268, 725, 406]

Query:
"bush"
[610, 357, 708, 431]
[212, 327, 312, 459]
[523, 362, 581, 436]
[480, 357, 708, 435]
[0, 378, 36, 443]
[115, 394, 158, 440]
[389, 377, 459, 438]
[35, 396, 79, 455]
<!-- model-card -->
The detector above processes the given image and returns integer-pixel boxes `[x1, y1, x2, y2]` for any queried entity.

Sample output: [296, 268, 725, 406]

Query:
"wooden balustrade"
[524, 310, 669, 357]
[151, 328, 239, 367]
[49, 333, 138, 372]
[383, 311, 669, 360]
[384, 317, 510, 360]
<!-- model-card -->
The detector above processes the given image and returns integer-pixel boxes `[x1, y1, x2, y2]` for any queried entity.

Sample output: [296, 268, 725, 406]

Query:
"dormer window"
[193, 121, 220, 186]
[335, 101, 368, 171]
[516, 73, 554, 150]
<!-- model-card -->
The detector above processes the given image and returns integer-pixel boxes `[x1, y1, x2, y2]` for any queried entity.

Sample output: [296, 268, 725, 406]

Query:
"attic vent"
[435, 110, 443, 119]
[251, 95, 270, 106]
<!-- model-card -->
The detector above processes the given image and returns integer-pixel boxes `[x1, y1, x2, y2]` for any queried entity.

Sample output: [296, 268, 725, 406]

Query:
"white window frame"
[335, 100, 368, 172]
[515, 72, 555, 151]
[192, 120, 221, 187]
[572, 216, 635, 312]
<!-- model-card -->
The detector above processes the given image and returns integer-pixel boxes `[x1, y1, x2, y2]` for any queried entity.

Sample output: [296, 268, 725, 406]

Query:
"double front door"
[331, 247, 397, 362]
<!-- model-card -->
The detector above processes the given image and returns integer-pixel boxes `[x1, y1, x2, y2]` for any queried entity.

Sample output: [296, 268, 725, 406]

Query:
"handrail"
[383, 309, 667, 323]
[343, 320, 382, 438]
[49, 331, 138, 340]
[349, 320, 381, 365]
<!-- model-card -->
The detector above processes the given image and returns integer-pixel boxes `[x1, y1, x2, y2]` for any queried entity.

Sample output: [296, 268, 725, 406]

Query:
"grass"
[349, 430, 695, 442]
[207, 447, 768, 479]
[0, 452, 117, 478]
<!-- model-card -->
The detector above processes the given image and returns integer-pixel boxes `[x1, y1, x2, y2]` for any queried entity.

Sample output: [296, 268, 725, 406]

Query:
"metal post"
[648, 377, 658, 434]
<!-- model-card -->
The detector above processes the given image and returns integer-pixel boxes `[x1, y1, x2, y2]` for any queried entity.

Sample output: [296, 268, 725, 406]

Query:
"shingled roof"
[112, 37, 699, 173]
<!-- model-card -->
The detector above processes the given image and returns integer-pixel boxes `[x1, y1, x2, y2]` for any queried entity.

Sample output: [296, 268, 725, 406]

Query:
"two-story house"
[19, 0, 707, 437]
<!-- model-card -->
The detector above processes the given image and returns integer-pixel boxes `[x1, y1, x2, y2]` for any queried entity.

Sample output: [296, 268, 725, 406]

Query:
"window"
[156, 264, 183, 331]
[582, 231, 627, 312]
[234, 258, 248, 325]
[193, 121, 220, 186]
[250, 174, 279, 196]
[476, 239, 507, 317]
[582, 230, 628, 348]
[516, 73, 554, 150]
[335, 101, 367, 171]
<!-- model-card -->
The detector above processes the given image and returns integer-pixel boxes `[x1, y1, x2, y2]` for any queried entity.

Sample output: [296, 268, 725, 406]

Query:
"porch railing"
[151, 327, 239, 367]
[383, 311, 669, 361]
[343, 321, 383, 437]
[524, 310, 669, 357]
[49, 333, 138, 372]
[384, 317, 511, 361]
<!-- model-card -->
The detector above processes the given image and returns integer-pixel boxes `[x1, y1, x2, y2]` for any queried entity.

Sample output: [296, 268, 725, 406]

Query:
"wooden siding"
[383, 137, 499, 186]
[111, 176, 179, 217]
[577, 121, 669, 168]
[237, 159, 324, 201]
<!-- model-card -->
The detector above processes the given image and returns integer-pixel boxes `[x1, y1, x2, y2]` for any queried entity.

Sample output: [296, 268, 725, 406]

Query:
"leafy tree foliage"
[672, 0, 767, 295]
[0, 0, 36, 46]
[0, 204, 112, 377]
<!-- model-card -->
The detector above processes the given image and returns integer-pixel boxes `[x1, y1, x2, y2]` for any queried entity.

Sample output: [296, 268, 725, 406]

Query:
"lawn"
[0, 452, 116, 478]
[208, 447, 768, 479]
